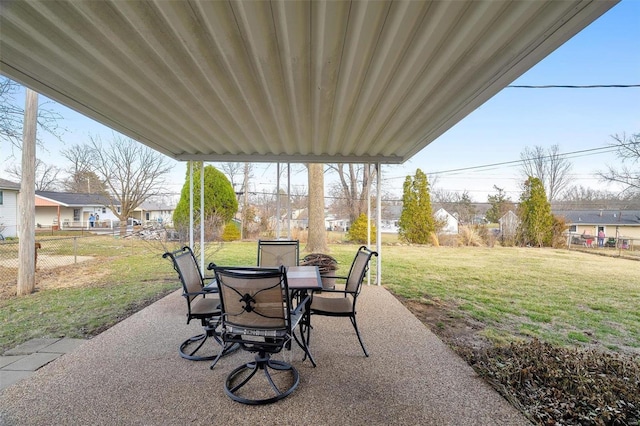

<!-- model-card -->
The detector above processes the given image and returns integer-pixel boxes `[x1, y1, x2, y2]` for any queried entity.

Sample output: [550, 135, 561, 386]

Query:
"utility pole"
[17, 88, 38, 296]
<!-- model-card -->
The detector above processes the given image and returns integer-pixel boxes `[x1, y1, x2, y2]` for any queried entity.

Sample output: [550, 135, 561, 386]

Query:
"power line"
[507, 84, 640, 89]
[384, 145, 624, 180]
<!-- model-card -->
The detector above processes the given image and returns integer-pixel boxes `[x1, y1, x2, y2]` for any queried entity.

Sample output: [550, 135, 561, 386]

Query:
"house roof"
[136, 201, 175, 211]
[0, 178, 20, 190]
[0, 1, 616, 164]
[35, 191, 116, 207]
[554, 210, 640, 226]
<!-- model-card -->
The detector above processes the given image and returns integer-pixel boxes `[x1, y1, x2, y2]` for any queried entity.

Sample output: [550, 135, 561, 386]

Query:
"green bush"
[221, 221, 241, 241]
[347, 213, 376, 244]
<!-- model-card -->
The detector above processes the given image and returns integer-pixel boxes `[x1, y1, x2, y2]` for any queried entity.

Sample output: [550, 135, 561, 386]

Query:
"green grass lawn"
[2, 240, 639, 356]
[381, 246, 640, 353]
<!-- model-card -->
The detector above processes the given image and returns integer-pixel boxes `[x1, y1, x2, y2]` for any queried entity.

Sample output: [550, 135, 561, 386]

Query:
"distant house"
[0, 178, 20, 238]
[434, 208, 459, 234]
[35, 191, 119, 229]
[380, 205, 402, 233]
[325, 211, 350, 232]
[554, 209, 640, 241]
[135, 200, 175, 225]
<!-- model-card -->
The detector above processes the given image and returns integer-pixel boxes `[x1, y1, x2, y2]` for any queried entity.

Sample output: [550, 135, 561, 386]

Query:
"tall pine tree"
[517, 177, 554, 247]
[398, 169, 435, 244]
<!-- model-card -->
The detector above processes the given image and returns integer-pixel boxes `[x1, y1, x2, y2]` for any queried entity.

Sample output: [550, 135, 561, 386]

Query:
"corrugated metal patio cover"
[0, 0, 616, 163]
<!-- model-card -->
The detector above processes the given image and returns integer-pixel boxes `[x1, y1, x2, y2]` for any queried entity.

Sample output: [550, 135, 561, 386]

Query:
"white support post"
[189, 161, 194, 250]
[366, 163, 371, 285]
[287, 163, 291, 239]
[200, 161, 205, 272]
[276, 162, 281, 239]
[376, 162, 382, 285]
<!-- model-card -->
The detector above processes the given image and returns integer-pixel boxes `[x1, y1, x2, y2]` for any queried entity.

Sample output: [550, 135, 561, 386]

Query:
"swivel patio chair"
[309, 245, 377, 357]
[257, 239, 299, 267]
[163, 246, 238, 362]
[210, 265, 313, 405]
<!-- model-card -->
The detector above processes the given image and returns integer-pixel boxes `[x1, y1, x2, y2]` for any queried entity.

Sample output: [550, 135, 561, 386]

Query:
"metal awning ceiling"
[0, 1, 616, 164]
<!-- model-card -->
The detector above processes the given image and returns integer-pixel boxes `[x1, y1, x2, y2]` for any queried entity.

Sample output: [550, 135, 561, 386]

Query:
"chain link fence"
[566, 234, 640, 259]
[0, 224, 221, 295]
[0, 233, 144, 291]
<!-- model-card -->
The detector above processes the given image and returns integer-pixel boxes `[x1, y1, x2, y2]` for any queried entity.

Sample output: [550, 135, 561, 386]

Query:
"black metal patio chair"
[309, 245, 377, 357]
[257, 239, 299, 267]
[209, 265, 313, 405]
[162, 246, 238, 362]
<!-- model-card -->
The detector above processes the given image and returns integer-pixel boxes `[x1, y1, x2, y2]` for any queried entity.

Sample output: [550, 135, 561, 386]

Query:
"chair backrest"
[163, 246, 204, 303]
[213, 266, 291, 345]
[257, 240, 299, 267]
[345, 246, 378, 294]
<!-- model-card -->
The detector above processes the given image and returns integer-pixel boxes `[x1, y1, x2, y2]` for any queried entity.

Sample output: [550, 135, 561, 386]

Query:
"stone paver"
[0, 355, 23, 369]
[4, 338, 61, 356]
[1, 338, 86, 392]
[3, 353, 61, 371]
[0, 371, 33, 389]
[40, 338, 86, 353]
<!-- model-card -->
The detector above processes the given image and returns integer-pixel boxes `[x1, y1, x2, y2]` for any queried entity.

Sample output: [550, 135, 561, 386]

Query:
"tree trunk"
[17, 89, 38, 296]
[305, 163, 327, 253]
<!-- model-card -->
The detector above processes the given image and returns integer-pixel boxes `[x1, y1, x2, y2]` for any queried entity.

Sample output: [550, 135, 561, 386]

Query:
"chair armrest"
[202, 283, 219, 293]
[202, 276, 218, 292]
[314, 288, 355, 296]
[183, 290, 218, 298]
[206, 262, 217, 271]
[291, 294, 311, 316]
[318, 275, 348, 281]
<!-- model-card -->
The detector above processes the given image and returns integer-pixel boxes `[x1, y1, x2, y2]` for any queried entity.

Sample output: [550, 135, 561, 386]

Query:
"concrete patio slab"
[0, 287, 530, 425]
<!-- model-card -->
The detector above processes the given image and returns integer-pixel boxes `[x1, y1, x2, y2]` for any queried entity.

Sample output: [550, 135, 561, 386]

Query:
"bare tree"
[598, 132, 640, 196]
[219, 162, 247, 193]
[5, 158, 61, 191]
[519, 144, 572, 201]
[556, 185, 619, 210]
[326, 163, 376, 222]
[289, 184, 308, 211]
[0, 77, 64, 151]
[431, 187, 458, 212]
[87, 134, 174, 233]
[60, 143, 105, 193]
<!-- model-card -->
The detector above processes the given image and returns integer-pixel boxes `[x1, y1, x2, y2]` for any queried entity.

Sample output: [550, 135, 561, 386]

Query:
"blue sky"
[2, 1, 638, 202]
[389, 0, 640, 200]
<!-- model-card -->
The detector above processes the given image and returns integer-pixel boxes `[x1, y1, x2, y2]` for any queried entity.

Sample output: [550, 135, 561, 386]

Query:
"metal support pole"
[276, 162, 281, 239]
[200, 161, 205, 272]
[189, 161, 194, 250]
[376, 163, 382, 285]
[367, 163, 371, 285]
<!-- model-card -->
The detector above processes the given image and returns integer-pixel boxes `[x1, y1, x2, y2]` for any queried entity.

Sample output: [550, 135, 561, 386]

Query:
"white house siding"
[435, 208, 459, 235]
[0, 188, 19, 238]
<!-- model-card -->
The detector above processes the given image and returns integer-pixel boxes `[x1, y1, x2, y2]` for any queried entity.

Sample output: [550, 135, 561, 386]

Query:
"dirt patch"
[0, 258, 111, 300]
[399, 295, 491, 352]
[393, 294, 640, 425]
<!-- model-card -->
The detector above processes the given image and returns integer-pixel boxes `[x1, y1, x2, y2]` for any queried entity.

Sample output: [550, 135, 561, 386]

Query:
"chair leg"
[179, 332, 212, 360]
[292, 326, 316, 367]
[180, 320, 239, 362]
[350, 315, 369, 357]
[224, 352, 300, 405]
